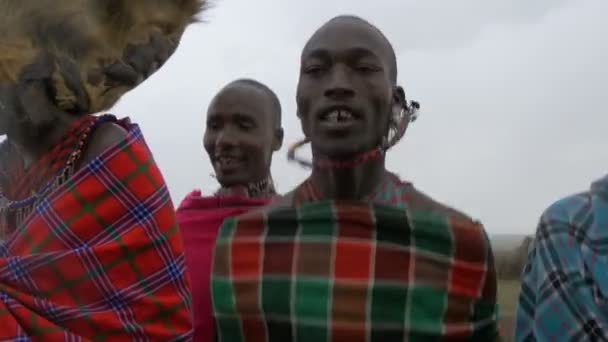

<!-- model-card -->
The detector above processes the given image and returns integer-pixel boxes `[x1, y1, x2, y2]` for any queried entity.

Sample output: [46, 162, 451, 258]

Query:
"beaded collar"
[0, 115, 115, 238]
[214, 176, 276, 199]
[292, 171, 408, 206]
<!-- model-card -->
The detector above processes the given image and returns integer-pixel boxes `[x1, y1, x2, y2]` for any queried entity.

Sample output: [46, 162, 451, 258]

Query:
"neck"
[310, 155, 386, 200]
[217, 173, 275, 198]
[7, 112, 77, 169]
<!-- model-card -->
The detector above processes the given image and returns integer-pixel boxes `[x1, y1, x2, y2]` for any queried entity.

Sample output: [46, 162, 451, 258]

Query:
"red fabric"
[4, 115, 96, 201]
[176, 190, 270, 342]
[0, 121, 193, 340]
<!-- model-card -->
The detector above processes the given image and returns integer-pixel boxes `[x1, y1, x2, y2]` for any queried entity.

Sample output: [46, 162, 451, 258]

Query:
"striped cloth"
[0, 121, 193, 340]
[211, 174, 498, 341]
[516, 174, 608, 341]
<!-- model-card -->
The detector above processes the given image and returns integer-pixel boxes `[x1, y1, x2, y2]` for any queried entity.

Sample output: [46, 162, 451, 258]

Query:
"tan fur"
[0, 0, 207, 113]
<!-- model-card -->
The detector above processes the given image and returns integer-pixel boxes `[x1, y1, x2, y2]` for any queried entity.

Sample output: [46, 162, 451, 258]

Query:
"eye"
[354, 64, 380, 73]
[207, 120, 221, 130]
[238, 120, 255, 131]
[239, 123, 252, 131]
[303, 64, 326, 75]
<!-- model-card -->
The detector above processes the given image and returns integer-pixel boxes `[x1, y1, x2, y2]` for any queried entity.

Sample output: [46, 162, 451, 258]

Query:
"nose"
[215, 126, 238, 151]
[323, 65, 355, 99]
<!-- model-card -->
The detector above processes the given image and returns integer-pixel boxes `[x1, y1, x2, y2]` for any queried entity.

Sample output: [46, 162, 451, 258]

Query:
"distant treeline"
[495, 236, 534, 280]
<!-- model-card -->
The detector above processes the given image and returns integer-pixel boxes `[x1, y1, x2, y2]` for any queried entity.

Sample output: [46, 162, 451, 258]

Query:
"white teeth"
[338, 110, 353, 120]
[216, 157, 238, 166]
[324, 109, 353, 122]
[327, 110, 339, 122]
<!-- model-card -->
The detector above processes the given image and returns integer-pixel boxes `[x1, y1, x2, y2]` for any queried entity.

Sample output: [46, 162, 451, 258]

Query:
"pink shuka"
[176, 190, 270, 342]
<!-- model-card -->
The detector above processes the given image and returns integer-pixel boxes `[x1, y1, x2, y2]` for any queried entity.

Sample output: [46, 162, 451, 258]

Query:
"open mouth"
[319, 107, 359, 124]
[214, 155, 243, 170]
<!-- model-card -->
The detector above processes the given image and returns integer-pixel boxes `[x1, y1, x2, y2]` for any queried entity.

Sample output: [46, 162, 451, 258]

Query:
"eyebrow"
[207, 111, 259, 123]
[303, 46, 381, 61]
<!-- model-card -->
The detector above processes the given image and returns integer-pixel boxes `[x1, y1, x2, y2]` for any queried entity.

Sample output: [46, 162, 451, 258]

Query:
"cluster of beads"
[0, 115, 108, 238]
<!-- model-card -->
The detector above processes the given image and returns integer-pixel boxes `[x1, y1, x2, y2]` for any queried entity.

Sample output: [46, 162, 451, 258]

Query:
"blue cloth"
[516, 175, 608, 341]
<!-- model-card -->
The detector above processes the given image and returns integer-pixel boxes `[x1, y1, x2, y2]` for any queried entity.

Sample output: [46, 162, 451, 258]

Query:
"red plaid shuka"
[211, 173, 499, 341]
[0, 120, 193, 341]
[1, 115, 96, 202]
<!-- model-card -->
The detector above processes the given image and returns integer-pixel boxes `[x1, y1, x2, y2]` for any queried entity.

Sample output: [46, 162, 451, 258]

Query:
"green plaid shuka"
[211, 192, 498, 341]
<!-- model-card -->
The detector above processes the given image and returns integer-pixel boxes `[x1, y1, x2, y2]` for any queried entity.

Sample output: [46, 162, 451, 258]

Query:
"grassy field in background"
[497, 279, 521, 341]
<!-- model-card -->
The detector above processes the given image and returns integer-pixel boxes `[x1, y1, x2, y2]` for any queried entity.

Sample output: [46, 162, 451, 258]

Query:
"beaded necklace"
[0, 115, 112, 238]
[214, 176, 277, 199]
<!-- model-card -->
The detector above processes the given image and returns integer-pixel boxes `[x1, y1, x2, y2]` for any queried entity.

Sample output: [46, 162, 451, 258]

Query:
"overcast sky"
[112, 0, 607, 235]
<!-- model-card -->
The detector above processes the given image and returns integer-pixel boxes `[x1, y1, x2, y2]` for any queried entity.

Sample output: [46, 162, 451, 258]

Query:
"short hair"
[226, 78, 282, 128]
[324, 15, 398, 83]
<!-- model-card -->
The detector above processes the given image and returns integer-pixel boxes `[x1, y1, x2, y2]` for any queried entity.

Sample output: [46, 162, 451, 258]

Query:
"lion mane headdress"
[0, 0, 207, 115]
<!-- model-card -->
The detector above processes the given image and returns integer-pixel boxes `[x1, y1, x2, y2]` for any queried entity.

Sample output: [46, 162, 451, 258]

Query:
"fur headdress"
[0, 0, 207, 114]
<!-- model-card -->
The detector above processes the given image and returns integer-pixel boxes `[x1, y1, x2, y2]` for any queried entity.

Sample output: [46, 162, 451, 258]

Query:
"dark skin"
[204, 82, 283, 188]
[295, 17, 410, 200]
[0, 32, 175, 171]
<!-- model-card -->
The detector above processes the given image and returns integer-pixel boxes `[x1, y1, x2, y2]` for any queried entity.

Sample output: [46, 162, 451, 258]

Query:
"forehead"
[207, 84, 272, 121]
[302, 19, 391, 61]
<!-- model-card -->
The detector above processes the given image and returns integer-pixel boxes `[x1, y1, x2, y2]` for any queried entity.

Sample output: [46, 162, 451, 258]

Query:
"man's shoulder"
[541, 190, 593, 224]
[79, 120, 128, 167]
[402, 184, 491, 250]
[404, 184, 478, 224]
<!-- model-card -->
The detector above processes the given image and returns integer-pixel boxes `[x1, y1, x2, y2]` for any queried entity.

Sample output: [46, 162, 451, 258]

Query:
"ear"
[272, 127, 284, 152]
[392, 85, 406, 107]
[296, 108, 311, 139]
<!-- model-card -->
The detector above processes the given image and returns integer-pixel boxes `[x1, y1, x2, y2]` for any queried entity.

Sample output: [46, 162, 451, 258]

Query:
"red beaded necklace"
[0, 115, 102, 238]
[2, 115, 96, 201]
[287, 102, 419, 171]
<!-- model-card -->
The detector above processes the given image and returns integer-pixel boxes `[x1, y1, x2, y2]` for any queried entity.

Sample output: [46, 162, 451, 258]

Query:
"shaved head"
[297, 14, 404, 158]
[307, 15, 398, 83]
[224, 78, 282, 128]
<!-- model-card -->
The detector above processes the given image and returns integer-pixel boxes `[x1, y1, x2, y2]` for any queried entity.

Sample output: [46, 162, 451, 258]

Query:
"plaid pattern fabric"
[2, 115, 96, 201]
[0, 122, 193, 341]
[516, 174, 608, 341]
[0, 115, 95, 201]
[211, 191, 498, 340]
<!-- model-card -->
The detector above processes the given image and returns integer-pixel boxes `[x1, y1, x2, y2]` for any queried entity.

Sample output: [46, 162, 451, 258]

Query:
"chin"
[315, 144, 370, 160]
[216, 174, 247, 188]
[312, 136, 375, 158]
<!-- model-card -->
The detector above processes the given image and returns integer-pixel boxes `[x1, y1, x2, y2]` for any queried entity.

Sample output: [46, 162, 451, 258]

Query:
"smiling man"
[211, 16, 499, 341]
[203, 79, 283, 195]
[176, 78, 283, 341]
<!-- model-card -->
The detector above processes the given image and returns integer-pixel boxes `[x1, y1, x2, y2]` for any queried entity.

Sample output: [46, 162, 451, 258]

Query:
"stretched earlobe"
[272, 127, 284, 152]
[393, 86, 406, 104]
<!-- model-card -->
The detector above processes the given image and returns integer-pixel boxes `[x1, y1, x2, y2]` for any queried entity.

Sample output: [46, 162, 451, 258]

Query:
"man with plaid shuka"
[516, 174, 608, 341]
[0, 0, 207, 339]
[0, 118, 193, 340]
[210, 15, 499, 342]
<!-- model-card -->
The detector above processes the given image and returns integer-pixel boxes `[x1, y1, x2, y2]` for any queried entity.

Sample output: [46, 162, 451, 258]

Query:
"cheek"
[369, 95, 392, 137]
[296, 81, 314, 116]
[241, 134, 268, 157]
[202, 133, 214, 155]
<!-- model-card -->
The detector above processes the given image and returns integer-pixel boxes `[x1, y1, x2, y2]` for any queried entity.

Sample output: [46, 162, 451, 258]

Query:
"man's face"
[203, 83, 279, 187]
[296, 18, 395, 159]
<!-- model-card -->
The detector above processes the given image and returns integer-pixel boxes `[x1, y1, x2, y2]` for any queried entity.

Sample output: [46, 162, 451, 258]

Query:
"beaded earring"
[288, 99, 420, 169]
